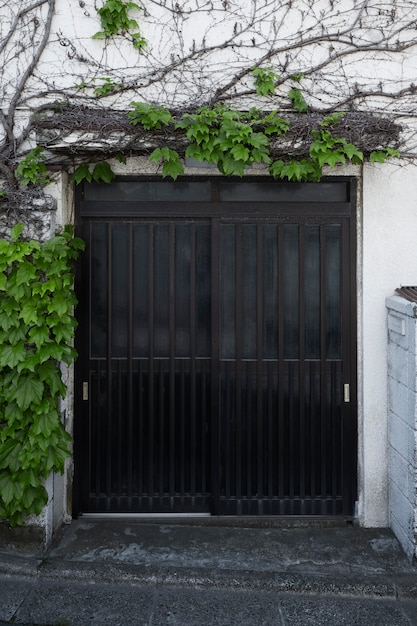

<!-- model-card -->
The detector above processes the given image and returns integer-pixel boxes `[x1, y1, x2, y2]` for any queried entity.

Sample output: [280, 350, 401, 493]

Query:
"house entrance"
[74, 178, 357, 517]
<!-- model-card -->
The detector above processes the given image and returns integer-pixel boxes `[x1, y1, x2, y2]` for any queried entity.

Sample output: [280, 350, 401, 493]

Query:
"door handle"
[344, 383, 350, 403]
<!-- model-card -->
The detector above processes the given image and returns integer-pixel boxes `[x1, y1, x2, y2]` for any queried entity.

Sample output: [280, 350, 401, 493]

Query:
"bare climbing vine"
[0, 0, 416, 225]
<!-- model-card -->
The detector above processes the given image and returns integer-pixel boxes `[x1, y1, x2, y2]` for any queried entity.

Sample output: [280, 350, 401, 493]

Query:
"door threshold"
[81, 513, 212, 520]
[79, 513, 352, 528]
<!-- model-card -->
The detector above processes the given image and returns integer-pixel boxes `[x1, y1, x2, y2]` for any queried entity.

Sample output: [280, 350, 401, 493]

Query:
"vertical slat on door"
[116, 359, 122, 499]
[133, 223, 149, 504]
[278, 224, 285, 511]
[190, 224, 197, 500]
[299, 225, 306, 514]
[320, 224, 327, 513]
[127, 224, 133, 502]
[169, 224, 175, 502]
[147, 224, 154, 501]
[283, 224, 300, 513]
[235, 224, 242, 513]
[211, 220, 220, 514]
[106, 223, 112, 507]
[256, 224, 263, 512]
[158, 357, 164, 501]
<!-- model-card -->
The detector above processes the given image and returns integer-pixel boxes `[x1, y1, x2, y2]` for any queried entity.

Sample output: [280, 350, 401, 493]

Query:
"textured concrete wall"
[386, 295, 417, 563]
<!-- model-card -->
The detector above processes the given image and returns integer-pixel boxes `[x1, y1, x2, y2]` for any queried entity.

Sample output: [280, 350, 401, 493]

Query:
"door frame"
[72, 175, 357, 518]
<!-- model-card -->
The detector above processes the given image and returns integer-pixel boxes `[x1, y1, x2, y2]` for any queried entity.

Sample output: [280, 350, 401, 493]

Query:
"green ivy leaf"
[48, 292, 72, 316]
[0, 343, 26, 368]
[320, 112, 346, 127]
[221, 154, 246, 176]
[12, 376, 44, 410]
[0, 440, 22, 472]
[15, 262, 37, 286]
[0, 273, 7, 291]
[92, 161, 116, 184]
[93, 0, 146, 49]
[0, 474, 23, 506]
[150, 148, 184, 180]
[0, 310, 19, 332]
[31, 410, 59, 437]
[129, 102, 173, 129]
[316, 150, 346, 167]
[252, 67, 279, 97]
[385, 147, 400, 158]
[15, 147, 51, 186]
[230, 144, 250, 162]
[370, 148, 400, 163]
[38, 361, 66, 397]
[161, 158, 184, 180]
[288, 88, 308, 113]
[7, 326, 26, 345]
[4, 402, 24, 429]
[19, 303, 40, 325]
[28, 325, 51, 349]
[10, 224, 24, 241]
[72, 164, 92, 185]
[290, 73, 304, 82]
[343, 143, 363, 164]
[38, 343, 68, 363]
[370, 151, 387, 163]
[248, 132, 269, 149]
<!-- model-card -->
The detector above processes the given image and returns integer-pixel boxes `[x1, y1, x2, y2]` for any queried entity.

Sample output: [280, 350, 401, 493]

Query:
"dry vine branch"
[32, 105, 402, 160]
[0, 0, 416, 210]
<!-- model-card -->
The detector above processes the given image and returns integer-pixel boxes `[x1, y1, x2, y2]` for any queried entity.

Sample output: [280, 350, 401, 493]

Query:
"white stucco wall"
[360, 160, 417, 526]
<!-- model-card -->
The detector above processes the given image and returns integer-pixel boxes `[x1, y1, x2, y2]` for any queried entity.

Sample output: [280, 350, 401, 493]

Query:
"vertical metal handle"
[344, 383, 350, 403]
[82, 382, 89, 401]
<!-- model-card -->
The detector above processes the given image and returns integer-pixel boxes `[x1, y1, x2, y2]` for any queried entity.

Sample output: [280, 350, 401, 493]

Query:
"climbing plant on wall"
[0, 224, 84, 526]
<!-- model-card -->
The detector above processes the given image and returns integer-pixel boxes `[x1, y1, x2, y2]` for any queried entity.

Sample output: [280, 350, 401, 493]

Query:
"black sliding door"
[74, 178, 356, 517]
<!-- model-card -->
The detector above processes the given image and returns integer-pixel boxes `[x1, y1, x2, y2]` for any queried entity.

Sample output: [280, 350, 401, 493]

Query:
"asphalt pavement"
[1, 517, 417, 625]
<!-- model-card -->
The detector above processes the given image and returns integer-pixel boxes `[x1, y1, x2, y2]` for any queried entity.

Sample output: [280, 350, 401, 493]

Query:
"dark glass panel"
[242, 225, 257, 359]
[283, 225, 299, 359]
[175, 225, 191, 356]
[218, 181, 348, 202]
[84, 181, 211, 202]
[196, 225, 211, 357]
[90, 223, 108, 358]
[263, 225, 278, 359]
[111, 224, 129, 357]
[220, 225, 236, 359]
[133, 225, 149, 357]
[325, 225, 342, 359]
[304, 225, 320, 359]
[154, 225, 169, 357]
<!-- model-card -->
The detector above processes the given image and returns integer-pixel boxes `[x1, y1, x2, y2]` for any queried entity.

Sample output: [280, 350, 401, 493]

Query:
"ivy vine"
[68, 69, 400, 185]
[15, 148, 51, 187]
[79, 101, 398, 183]
[93, 0, 147, 50]
[0, 224, 84, 526]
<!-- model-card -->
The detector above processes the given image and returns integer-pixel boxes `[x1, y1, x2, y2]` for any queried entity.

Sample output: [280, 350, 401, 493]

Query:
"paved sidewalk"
[1, 519, 417, 625]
